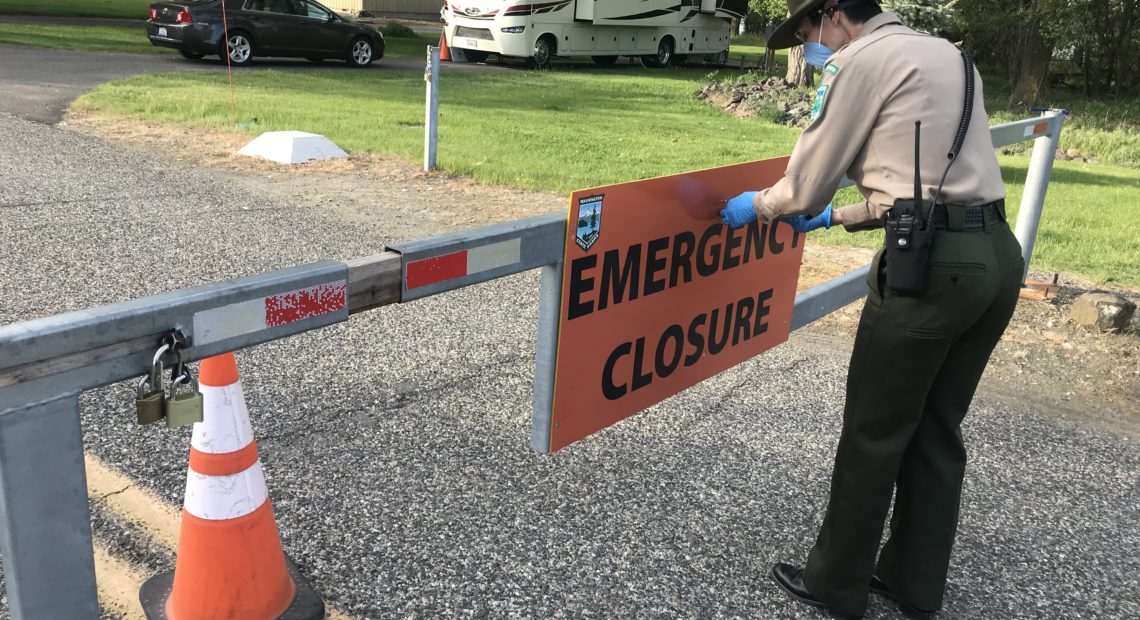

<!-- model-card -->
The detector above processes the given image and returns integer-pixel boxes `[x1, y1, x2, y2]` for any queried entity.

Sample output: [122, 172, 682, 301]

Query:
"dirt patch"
[64, 112, 1140, 431]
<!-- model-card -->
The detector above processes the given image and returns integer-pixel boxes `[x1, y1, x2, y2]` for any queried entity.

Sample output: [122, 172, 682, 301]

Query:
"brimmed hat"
[768, 0, 829, 50]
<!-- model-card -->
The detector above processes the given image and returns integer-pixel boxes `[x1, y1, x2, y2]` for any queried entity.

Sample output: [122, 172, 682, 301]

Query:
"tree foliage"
[748, 0, 787, 24]
[881, 0, 955, 34]
[956, 0, 1140, 101]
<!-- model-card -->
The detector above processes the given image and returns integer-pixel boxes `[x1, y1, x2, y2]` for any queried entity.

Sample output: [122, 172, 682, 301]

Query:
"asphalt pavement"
[1, 51, 1139, 620]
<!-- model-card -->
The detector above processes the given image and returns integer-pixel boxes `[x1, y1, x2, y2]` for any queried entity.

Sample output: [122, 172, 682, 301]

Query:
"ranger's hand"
[720, 191, 759, 229]
[782, 204, 834, 233]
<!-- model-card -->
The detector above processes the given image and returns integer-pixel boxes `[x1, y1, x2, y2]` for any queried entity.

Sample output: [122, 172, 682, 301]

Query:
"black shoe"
[770, 563, 862, 620]
[869, 575, 938, 619]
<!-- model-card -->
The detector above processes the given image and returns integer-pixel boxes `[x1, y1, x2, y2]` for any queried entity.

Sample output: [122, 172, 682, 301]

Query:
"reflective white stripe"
[183, 460, 269, 520]
[191, 382, 255, 454]
[193, 298, 267, 346]
[467, 238, 521, 274]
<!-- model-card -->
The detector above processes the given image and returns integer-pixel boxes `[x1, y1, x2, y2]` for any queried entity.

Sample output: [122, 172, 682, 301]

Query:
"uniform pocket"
[903, 326, 949, 339]
[930, 261, 987, 274]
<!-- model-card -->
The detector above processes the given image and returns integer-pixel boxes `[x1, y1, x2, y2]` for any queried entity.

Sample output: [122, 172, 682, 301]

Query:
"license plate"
[461, 38, 478, 48]
[158, 26, 167, 37]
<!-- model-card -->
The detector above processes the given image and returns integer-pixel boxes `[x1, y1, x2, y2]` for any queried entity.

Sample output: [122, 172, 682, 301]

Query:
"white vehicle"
[442, 0, 746, 67]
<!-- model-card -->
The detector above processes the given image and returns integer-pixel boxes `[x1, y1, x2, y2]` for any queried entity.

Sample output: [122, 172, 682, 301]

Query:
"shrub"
[382, 22, 417, 39]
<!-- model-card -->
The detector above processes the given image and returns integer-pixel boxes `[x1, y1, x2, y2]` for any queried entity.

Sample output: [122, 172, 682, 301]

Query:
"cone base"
[140, 556, 325, 620]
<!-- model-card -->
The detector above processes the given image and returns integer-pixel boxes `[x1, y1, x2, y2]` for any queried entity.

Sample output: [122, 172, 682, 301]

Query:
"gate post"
[0, 393, 98, 619]
[1013, 110, 1066, 282]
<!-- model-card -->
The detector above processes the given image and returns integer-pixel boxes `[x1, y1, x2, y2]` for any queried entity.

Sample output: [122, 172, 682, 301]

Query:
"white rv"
[441, 0, 747, 67]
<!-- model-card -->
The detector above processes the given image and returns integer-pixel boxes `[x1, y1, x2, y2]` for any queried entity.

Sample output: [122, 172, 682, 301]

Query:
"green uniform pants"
[801, 219, 1025, 616]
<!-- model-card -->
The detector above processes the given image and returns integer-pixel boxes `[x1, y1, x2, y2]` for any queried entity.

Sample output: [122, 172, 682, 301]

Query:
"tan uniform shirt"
[755, 12, 1006, 231]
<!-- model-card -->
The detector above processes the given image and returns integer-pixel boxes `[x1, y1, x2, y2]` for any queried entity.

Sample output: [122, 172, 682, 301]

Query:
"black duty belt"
[927, 199, 1005, 231]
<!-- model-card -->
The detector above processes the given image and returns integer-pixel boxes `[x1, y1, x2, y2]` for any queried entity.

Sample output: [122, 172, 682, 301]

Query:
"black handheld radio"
[884, 121, 935, 294]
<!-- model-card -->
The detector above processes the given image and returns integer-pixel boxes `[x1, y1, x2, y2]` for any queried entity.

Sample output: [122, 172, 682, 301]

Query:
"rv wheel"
[531, 37, 553, 69]
[642, 37, 673, 68]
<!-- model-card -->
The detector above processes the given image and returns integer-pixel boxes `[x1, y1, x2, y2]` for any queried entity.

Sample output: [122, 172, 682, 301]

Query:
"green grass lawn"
[0, 0, 150, 18]
[816, 158, 1140, 285]
[0, 22, 167, 53]
[983, 71, 1140, 169]
[72, 67, 1140, 286]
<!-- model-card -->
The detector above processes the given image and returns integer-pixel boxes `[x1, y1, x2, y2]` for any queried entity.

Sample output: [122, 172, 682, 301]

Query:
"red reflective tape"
[406, 251, 468, 289]
[264, 281, 347, 327]
[1033, 121, 1049, 135]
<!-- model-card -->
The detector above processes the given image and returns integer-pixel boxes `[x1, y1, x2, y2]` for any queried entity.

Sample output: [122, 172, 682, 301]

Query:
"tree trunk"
[1007, 16, 1051, 106]
[785, 45, 814, 87]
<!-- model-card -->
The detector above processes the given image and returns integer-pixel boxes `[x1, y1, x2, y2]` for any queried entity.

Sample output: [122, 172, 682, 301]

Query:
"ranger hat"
[768, 0, 829, 50]
[769, 0, 878, 50]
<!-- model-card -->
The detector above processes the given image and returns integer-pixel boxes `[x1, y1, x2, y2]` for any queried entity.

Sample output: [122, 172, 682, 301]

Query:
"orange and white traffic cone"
[439, 31, 451, 61]
[140, 352, 323, 620]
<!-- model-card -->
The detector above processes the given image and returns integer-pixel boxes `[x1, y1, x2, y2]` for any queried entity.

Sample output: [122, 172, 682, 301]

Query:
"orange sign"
[549, 158, 804, 452]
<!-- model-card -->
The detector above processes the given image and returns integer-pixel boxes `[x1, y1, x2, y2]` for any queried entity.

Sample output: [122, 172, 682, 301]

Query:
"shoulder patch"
[824, 62, 840, 75]
[810, 83, 830, 122]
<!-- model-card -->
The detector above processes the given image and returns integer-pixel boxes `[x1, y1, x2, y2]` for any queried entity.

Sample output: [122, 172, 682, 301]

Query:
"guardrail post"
[530, 262, 562, 455]
[1013, 110, 1065, 282]
[0, 394, 98, 619]
[424, 45, 440, 172]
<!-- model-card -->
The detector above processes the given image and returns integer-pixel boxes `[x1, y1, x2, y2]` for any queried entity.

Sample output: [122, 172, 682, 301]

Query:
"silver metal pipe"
[424, 45, 440, 171]
[1013, 111, 1066, 282]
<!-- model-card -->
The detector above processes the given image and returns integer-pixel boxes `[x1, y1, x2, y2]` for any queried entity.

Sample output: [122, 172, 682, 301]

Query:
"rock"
[1130, 309, 1140, 334]
[1066, 147, 1082, 158]
[1055, 149, 1071, 161]
[1070, 293, 1136, 332]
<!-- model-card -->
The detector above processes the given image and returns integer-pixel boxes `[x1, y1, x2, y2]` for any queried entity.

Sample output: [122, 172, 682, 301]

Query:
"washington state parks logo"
[575, 194, 603, 251]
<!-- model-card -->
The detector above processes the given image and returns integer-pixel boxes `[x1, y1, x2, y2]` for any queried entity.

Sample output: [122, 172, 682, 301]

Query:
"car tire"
[179, 50, 206, 60]
[464, 50, 489, 63]
[531, 36, 553, 69]
[346, 37, 374, 67]
[591, 55, 618, 66]
[642, 37, 673, 68]
[221, 31, 254, 66]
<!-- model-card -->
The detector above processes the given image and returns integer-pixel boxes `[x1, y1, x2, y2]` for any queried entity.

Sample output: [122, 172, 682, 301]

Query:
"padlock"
[166, 372, 204, 428]
[135, 343, 169, 425]
[135, 376, 166, 425]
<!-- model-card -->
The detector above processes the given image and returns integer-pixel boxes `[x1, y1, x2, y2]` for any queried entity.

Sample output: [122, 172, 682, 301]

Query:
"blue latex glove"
[783, 204, 834, 233]
[720, 191, 759, 229]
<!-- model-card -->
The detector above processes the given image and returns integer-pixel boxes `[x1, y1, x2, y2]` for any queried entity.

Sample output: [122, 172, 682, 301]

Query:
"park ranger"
[719, 0, 1024, 618]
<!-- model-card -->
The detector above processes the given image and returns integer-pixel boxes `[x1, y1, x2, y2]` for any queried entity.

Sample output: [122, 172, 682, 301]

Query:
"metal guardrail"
[0, 112, 1065, 618]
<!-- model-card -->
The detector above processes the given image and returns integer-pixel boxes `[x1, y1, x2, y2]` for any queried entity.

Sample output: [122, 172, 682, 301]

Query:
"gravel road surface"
[1, 35, 1139, 618]
[1, 108, 1138, 620]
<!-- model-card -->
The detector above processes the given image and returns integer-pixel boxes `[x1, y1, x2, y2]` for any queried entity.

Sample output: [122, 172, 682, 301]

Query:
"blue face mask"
[804, 41, 834, 68]
[803, 17, 835, 69]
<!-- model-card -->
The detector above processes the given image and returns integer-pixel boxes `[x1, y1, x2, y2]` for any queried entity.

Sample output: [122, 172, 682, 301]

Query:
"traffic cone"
[439, 31, 451, 61]
[140, 353, 324, 620]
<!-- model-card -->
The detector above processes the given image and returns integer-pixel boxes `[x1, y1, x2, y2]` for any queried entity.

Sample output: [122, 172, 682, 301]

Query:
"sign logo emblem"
[464, 6, 480, 15]
[574, 194, 603, 251]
